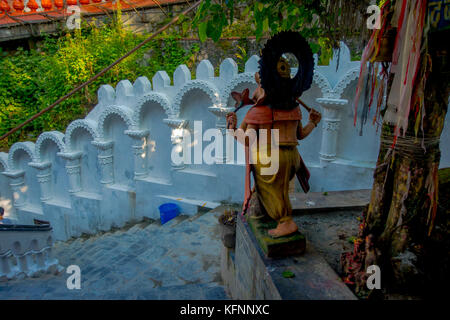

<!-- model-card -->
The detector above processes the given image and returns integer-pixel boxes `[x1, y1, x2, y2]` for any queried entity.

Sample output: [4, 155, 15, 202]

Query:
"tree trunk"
[341, 29, 450, 298]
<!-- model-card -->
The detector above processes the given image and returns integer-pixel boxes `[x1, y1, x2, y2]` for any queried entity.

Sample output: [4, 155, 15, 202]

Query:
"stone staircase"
[0, 208, 228, 299]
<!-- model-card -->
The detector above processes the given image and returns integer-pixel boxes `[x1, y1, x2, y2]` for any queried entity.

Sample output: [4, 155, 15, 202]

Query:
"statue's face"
[255, 72, 261, 84]
[277, 57, 291, 79]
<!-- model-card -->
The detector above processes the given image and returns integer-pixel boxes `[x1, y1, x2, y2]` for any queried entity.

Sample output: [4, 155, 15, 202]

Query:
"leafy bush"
[0, 18, 199, 151]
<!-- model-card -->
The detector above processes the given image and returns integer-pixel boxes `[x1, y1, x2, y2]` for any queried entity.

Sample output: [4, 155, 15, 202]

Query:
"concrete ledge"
[221, 214, 357, 300]
[292, 189, 370, 214]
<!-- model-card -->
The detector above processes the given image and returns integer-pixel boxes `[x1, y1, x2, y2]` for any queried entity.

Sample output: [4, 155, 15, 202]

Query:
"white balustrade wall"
[1, 42, 449, 241]
[0, 226, 63, 280]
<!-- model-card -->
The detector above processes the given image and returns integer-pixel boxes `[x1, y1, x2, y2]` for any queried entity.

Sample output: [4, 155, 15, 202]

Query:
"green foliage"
[193, 0, 326, 50]
[0, 18, 199, 150]
[282, 270, 295, 278]
[234, 44, 249, 73]
[316, 37, 333, 66]
[348, 236, 357, 244]
[351, 52, 363, 62]
[191, 0, 368, 62]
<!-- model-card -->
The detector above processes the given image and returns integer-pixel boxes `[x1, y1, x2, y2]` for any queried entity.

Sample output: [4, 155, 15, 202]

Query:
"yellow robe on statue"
[251, 142, 300, 223]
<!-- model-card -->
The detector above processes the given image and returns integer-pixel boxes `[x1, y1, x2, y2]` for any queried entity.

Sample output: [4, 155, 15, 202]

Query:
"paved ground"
[293, 209, 361, 273]
[0, 209, 228, 300]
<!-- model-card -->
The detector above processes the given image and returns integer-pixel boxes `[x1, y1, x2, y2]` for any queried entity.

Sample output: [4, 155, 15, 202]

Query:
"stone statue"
[226, 69, 321, 238]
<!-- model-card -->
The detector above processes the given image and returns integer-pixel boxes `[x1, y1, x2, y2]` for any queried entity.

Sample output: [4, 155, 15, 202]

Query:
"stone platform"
[292, 189, 371, 214]
[221, 214, 357, 300]
[246, 215, 306, 258]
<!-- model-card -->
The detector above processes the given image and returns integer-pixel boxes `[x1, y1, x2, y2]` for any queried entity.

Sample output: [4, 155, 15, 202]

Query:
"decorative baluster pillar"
[35, 250, 46, 269]
[16, 253, 29, 275]
[25, 253, 36, 275]
[91, 140, 114, 185]
[28, 161, 52, 201]
[3, 170, 26, 208]
[57, 151, 83, 193]
[0, 228, 61, 280]
[43, 246, 54, 264]
[316, 98, 348, 166]
[209, 106, 234, 164]
[164, 118, 188, 170]
[0, 253, 12, 278]
[124, 129, 149, 180]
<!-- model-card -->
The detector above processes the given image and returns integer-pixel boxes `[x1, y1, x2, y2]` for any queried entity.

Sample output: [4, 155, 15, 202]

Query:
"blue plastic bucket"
[158, 203, 180, 225]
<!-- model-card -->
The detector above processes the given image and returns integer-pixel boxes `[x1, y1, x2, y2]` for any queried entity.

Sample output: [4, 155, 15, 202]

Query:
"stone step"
[135, 283, 228, 300]
[142, 222, 163, 235]
[161, 214, 190, 228]
[7, 206, 227, 299]
[137, 214, 198, 242]
[292, 189, 371, 214]
[60, 212, 204, 252]
[187, 205, 224, 222]
[155, 195, 221, 216]
[65, 210, 213, 250]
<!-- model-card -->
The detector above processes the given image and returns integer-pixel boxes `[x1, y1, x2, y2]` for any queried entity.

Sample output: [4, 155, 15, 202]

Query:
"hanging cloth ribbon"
[353, 1, 391, 127]
[386, 0, 428, 138]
